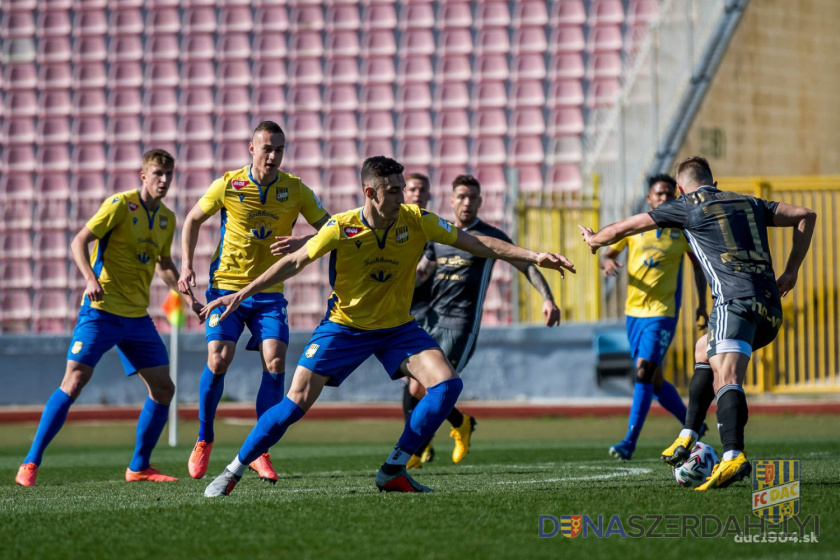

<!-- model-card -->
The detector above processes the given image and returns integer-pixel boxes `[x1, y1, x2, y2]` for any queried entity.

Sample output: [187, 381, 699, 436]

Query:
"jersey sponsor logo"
[251, 223, 273, 240]
[305, 343, 320, 358]
[276, 186, 289, 202]
[232, 180, 248, 190]
[438, 217, 452, 232]
[208, 313, 220, 328]
[159, 216, 168, 228]
[71, 341, 83, 354]
[395, 226, 409, 243]
[128, 202, 138, 211]
[369, 266, 393, 283]
[136, 251, 151, 264]
[343, 226, 362, 238]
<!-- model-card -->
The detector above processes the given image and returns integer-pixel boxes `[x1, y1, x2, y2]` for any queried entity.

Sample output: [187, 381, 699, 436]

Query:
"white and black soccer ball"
[673, 441, 719, 488]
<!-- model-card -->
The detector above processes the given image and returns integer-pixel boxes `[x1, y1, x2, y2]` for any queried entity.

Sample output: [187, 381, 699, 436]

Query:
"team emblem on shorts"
[276, 187, 289, 202]
[752, 460, 800, 523]
[209, 314, 220, 328]
[71, 341, 83, 354]
[395, 226, 409, 243]
[305, 343, 320, 358]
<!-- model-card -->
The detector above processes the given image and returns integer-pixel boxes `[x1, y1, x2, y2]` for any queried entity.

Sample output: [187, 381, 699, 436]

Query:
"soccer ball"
[673, 441, 719, 488]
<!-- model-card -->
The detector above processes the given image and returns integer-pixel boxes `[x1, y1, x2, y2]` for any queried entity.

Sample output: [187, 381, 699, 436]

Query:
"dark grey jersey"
[426, 219, 512, 331]
[648, 185, 780, 303]
[410, 242, 434, 322]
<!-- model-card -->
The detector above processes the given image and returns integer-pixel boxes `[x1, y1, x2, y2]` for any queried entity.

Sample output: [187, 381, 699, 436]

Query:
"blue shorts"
[67, 306, 169, 375]
[298, 320, 440, 387]
[625, 316, 678, 365]
[205, 288, 290, 351]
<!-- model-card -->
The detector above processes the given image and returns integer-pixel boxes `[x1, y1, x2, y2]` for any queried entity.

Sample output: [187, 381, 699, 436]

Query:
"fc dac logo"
[560, 515, 582, 538]
[752, 460, 800, 523]
[305, 344, 319, 358]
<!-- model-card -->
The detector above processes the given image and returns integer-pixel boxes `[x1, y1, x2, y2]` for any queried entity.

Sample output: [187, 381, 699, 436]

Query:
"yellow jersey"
[199, 165, 327, 293]
[85, 189, 176, 318]
[306, 205, 459, 330]
[611, 228, 691, 318]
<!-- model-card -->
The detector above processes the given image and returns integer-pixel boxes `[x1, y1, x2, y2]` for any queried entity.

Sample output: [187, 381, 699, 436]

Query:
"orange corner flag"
[162, 290, 186, 328]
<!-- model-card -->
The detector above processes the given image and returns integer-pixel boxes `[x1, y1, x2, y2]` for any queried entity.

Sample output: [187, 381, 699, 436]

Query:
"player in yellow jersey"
[178, 121, 330, 482]
[201, 156, 576, 496]
[600, 174, 708, 461]
[15, 149, 203, 487]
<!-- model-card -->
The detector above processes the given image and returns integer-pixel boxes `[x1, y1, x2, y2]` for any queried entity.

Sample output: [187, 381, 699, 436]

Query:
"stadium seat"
[34, 198, 69, 231]
[183, 6, 217, 34]
[586, 52, 623, 79]
[288, 59, 324, 85]
[1, 290, 33, 332]
[0, 230, 33, 259]
[142, 115, 178, 144]
[591, 1, 626, 25]
[36, 117, 71, 144]
[33, 231, 69, 260]
[251, 33, 288, 60]
[106, 143, 142, 173]
[325, 57, 359, 85]
[364, 3, 398, 30]
[38, 90, 72, 117]
[0, 199, 33, 230]
[214, 142, 246, 174]
[361, 30, 396, 57]
[1, 117, 36, 144]
[177, 115, 214, 142]
[285, 140, 323, 168]
[289, 31, 324, 58]
[510, 108, 546, 137]
[549, 26, 586, 53]
[325, 140, 358, 168]
[217, 61, 251, 87]
[436, 2, 472, 29]
[178, 88, 214, 115]
[214, 114, 251, 142]
[5, 91, 37, 118]
[106, 89, 143, 116]
[551, 0, 587, 26]
[253, 61, 288, 87]
[180, 171, 214, 199]
[70, 144, 106, 173]
[145, 8, 181, 34]
[360, 138, 394, 160]
[3, 11, 36, 39]
[180, 34, 215, 61]
[586, 78, 621, 107]
[512, 54, 547, 81]
[476, 2, 511, 28]
[513, 1, 549, 27]
[144, 35, 179, 62]
[323, 168, 361, 210]
[515, 164, 545, 193]
[1, 145, 35, 173]
[71, 89, 106, 116]
[509, 136, 545, 166]
[471, 108, 508, 137]
[35, 173, 70, 200]
[219, 6, 253, 34]
[286, 84, 324, 113]
[359, 111, 395, 140]
[628, 0, 660, 25]
[71, 62, 106, 89]
[215, 86, 252, 115]
[254, 7, 290, 33]
[513, 27, 548, 54]
[326, 4, 361, 31]
[73, 36, 107, 62]
[472, 82, 508, 109]
[588, 25, 623, 52]
[476, 28, 510, 55]
[33, 290, 69, 333]
[398, 139, 433, 167]
[432, 82, 469, 111]
[396, 84, 432, 112]
[326, 30, 361, 58]
[548, 80, 585, 108]
[548, 107, 585, 136]
[37, 37, 71, 64]
[145, 61, 180, 88]
[109, 8, 144, 35]
[396, 56, 433, 83]
[324, 85, 359, 112]
[70, 174, 107, 201]
[435, 55, 471, 83]
[180, 61, 216, 88]
[432, 138, 467, 167]
[37, 11, 72, 38]
[395, 111, 432, 139]
[399, 29, 435, 56]
[287, 112, 323, 141]
[141, 88, 178, 116]
[360, 57, 395, 84]
[509, 81, 546, 108]
[468, 137, 506, 167]
[177, 142, 214, 171]
[474, 54, 510, 82]
[290, 6, 325, 32]
[251, 86, 287, 115]
[547, 164, 583, 191]
[549, 53, 585, 80]
[37, 63, 72, 90]
[360, 84, 394, 112]
[324, 112, 359, 141]
[73, 10, 107, 37]
[433, 110, 470, 138]
[547, 135, 583, 165]
[0, 260, 32, 290]
[473, 165, 507, 193]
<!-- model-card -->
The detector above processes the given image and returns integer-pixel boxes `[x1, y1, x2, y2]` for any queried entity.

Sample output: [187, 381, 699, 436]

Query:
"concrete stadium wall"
[0, 323, 631, 406]
[677, 0, 840, 175]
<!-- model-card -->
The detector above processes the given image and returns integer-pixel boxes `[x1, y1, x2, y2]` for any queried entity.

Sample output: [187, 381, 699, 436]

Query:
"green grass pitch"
[1, 414, 837, 559]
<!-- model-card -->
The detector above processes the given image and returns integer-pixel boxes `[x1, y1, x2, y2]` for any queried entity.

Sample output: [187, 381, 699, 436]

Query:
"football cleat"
[609, 441, 634, 461]
[15, 463, 38, 487]
[661, 435, 695, 467]
[407, 439, 435, 469]
[406, 454, 423, 470]
[188, 440, 213, 479]
[205, 468, 241, 497]
[695, 452, 752, 491]
[249, 453, 279, 483]
[375, 467, 433, 493]
[450, 414, 477, 463]
[126, 467, 178, 482]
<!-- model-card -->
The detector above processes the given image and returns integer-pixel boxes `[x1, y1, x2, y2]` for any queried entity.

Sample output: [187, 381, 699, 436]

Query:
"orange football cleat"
[15, 463, 38, 487]
[125, 467, 178, 482]
[188, 440, 213, 479]
[249, 453, 279, 483]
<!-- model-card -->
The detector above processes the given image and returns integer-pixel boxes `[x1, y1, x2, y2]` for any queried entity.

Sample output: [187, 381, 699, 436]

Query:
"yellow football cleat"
[420, 440, 435, 464]
[406, 454, 423, 469]
[661, 435, 695, 467]
[695, 452, 752, 491]
[450, 414, 477, 463]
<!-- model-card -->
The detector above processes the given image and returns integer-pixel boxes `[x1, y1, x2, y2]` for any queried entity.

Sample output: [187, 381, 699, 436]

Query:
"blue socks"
[237, 397, 305, 465]
[397, 377, 463, 455]
[129, 397, 169, 472]
[198, 365, 225, 443]
[623, 382, 654, 448]
[654, 380, 687, 424]
[24, 389, 74, 465]
[256, 371, 285, 419]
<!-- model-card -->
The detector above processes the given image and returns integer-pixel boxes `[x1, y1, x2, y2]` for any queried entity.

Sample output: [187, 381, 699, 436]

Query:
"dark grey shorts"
[426, 324, 477, 374]
[707, 296, 782, 357]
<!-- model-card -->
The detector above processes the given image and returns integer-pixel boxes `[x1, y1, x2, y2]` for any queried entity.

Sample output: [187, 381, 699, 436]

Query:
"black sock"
[402, 384, 419, 422]
[716, 385, 748, 453]
[447, 406, 464, 428]
[685, 363, 715, 433]
[380, 463, 403, 475]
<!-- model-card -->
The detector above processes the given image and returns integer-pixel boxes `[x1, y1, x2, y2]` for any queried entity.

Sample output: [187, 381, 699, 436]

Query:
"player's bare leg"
[126, 365, 178, 482]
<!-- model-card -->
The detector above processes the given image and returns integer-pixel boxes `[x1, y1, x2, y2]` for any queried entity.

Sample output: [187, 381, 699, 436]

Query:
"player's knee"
[635, 360, 656, 383]
[60, 367, 92, 399]
[264, 357, 284, 374]
[207, 353, 231, 374]
[694, 336, 708, 363]
[152, 378, 176, 405]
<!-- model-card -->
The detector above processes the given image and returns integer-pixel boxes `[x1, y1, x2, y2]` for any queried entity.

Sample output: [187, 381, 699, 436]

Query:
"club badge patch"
[305, 344, 320, 358]
[71, 341, 83, 354]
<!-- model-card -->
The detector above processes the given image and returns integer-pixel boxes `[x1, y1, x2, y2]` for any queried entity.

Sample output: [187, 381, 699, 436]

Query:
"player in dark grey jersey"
[406, 174, 561, 468]
[580, 156, 816, 490]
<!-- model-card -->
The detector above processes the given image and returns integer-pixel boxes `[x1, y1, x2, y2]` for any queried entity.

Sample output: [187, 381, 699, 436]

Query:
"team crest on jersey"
[276, 187, 289, 202]
[369, 266, 393, 283]
[159, 216, 168, 228]
[232, 180, 248, 190]
[343, 226, 362, 238]
[71, 341, 83, 354]
[136, 251, 151, 264]
[208, 314, 220, 328]
[305, 343, 320, 358]
[395, 226, 409, 243]
[133, 217, 138, 225]
[438, 217, 452, 232]
[251, 223, 273, 240]
[128, 202, 138, 211]
[752, 460, 800, 523]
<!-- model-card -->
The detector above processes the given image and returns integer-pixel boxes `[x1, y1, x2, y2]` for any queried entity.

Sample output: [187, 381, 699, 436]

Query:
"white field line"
[496, 467, 652, 485]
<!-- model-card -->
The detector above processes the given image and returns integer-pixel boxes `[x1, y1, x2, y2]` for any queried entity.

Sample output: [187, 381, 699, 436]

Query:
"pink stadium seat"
[396, 84, 432, 112]
[73, 10, 107, 37]
[360, 138, 393, 160]
[628, 0, 660, 25]
[106, 89, 142, 117]
[254, 7, 290, 33]
[290, 31, 324, 58]
[512, 54, 547, 81]
[400, 29, 435, 56]
[142, 115, 178, 144]
[108, 62, 143, 88]
[435, 55, 471, 83]
[395, 111, 432, 139]
[549, 107, 585, 136]
[252, 33, 288, 60]
[70, 89, 105, 117]
[548, 80, 585, 108]
[1, 145, 35, 173]
[71, 144, 106, 173]
[0, 231, 33, 259]
[177, 88, 214, 115]
[432, 82, 469, 111]
[1, 118, 36, 144]
[0, 199, 32, 230]
[324, 112, 359, 140]
[360, 84, 394, 112]
[325, 140, 358, 168]
[285, 140, 324, 168]
[0, 260, 32, 290]
[509, 81, 545, 109]
[396, 56, 433, 83]
[474, 166, 507, 194]
[36, 117, 71, 144]
[474, 54, 509, 81]
[439, 29, 473, 56]
[548, 135, 583, 165]
[325, 58, 359, 85]
[214, 87, 251, 116]
[109, 8, 144, 35]
[550, 26, 586, 53]
[178, 114, 214, 142]
[180, 34, 215, 61]
[472, 81, 508, 109]
[219, 6, 253, 34]
[324, 85, 359, 112]
[509, 136, 544, 166]
[398, 139, 433, 167]
[326, 31, 360, 58]
[33, 290, 69, 333]
[326, 5, 361, 31]
[364, 3, 398, 30]
[141, 88, 177, 116]
[145, 61, 180, 88]
[586, 78, 621, 107]
[145, 8, 181, 34]
[218, 61, 251, 87]
[551, 1, 587, 26]
[177, 142, 214, 171]
[432, 166, 465, 194]
[513, 27, 548, 54]
[6, 91, 37, 117]
[471, 108, 508, 137]
[433, 110, 470, 138]
[514, 1, 549, 27]
[287, 112, 323, 141]
[70, 174, 107, 201]
[592, 1, 626, 25]
[323, 167, 360, 199]
[106, 143, 142, 173]
[547, 164, 583, 192]
[286, 85, 322, 112]
[549, 53, 585, 80]
[1, 290, 33, 331]
[39, 11, 72, 37]
[38, 63, 72, 90]
[288, 59, 324, 85]
[586, 52, 622, 79]
[469, 137, 506, 167]
[181, 170, 214, 198]
[516, 164, 544, 193]
[360, 57, 395, 84]
[476, 28, 510, 55]
[37, 37, 71, 64]
[476, 2, 511, 28]
[35, 173, 70, 199]
[588, 25, 623, 52]
[105, 173, 141, 196]
[183, 7, 217, 34]
[436, 3, 472, 29]
[510, 108, 546, 137]
[214, 142, 246, 174]
[34, 231, 69, 260]
[145, 35, 179, 62]
[290, 6, 325, 32]
[362, 30, 396, 57]
[360, 111, 395, 139]
[72, 62, 107, 89]
[253, 61, 288, 87]
[108, 36, 144, 63]
[180, 61, 215, 88]
[214, 114, 251, 142]
[250, 86, 287, 115]
[34, 199, 69, 231]
[294, 167, 323, 197]
[3, 12, 36, 39]
[73, 36, 107, 62]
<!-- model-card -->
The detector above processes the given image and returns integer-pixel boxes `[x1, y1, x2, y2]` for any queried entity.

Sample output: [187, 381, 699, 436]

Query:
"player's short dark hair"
[452, 174, 481, 193]
[253, 121, 284, 137]
[676, 156, 714, 186]
[360, 156, 405, 188]
[647, 173, 677, 192]
[405, 172, 430, 190]
[142, 148, 174, 170]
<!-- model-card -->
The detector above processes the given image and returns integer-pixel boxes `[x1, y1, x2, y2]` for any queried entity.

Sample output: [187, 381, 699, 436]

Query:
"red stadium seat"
[360, 84, 394, 112]
[287, 112, 323, 141]
[219, 6, 253, 34]
[35, 173, 70, 199]
[324, 85, 359, 112]
[326, 5, 361, 31]
[471, 108, 508, 137]
[145, 8, 181, 34]
[468, 137, 506, 167]
[586, 52, 623, 79]
[108, 36, 144, 63]
[433, 110, 469, 138]
[436, 3, 472, 29]
[289, 31, 324, 58]
[395, 111, 432, 139]
[551, 1, 587, 26]
[73, 36, 107, 62]
[290, 6, 325, 32]
[360, 57, 395, 84]
[37, 37, 71, 64]
[513, 27, 548, 54]
[34, 231, 69, 260]
[2, 117, 36, 144]
[142, 115, 178, 144]
[326, 30, 360, 58]
[364, 3, 398, 30]
[398, 139, 433, 167]
[435, 55, 471, 83]
[324, 112, 359, 141]
[510, 108, 546, 137]
[183, 6, 217, 34]
[360, 111, 395, 139]
[396, 56, 433, 84]
[252, 33, 288, 60]
[509, 136, 545, 166]
[361, 30, 396, 57]
[476, 28, 510, 55]
[36, 117, 71, 144]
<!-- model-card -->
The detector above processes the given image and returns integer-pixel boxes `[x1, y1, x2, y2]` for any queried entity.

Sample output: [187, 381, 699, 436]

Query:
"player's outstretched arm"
[451, 229, 576, 278]
[510, 261, 560, 326]
[578, 213, 657, 254]
[200, 244, 316, 322]
[179, 202, 214, 294]
[771, 202, 817, 297]
[600, 247, 623, 277]
[270, 213, 332, 257]
[70, 227, 103, 303]
[415, 254, 437, 286]
[156, 255, 205, 320]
